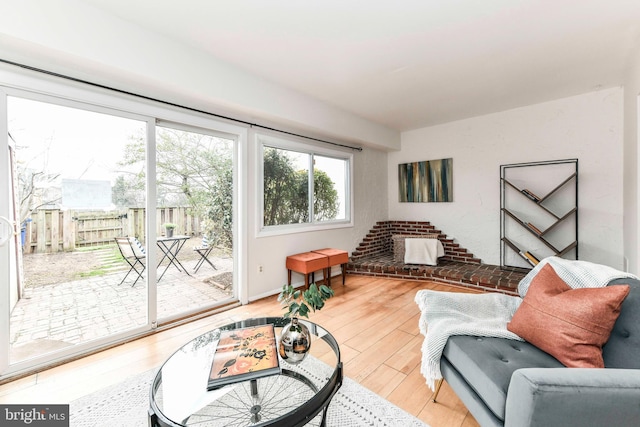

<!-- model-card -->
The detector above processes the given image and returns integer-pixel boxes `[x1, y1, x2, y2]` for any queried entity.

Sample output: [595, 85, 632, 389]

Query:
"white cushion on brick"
[404, 238, 444, 265]
[392, 234, 439, 262]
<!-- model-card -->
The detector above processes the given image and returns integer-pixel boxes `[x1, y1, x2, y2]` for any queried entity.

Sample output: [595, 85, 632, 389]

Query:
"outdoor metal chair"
[193, 234, 217, 273]
[115, 236, 146, 286]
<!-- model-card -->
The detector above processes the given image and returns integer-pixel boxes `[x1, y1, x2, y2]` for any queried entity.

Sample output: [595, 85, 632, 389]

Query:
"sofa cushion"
[603, 278, 640, 368]
[442, 335, 563, 421]
[507, 263, 629, 368]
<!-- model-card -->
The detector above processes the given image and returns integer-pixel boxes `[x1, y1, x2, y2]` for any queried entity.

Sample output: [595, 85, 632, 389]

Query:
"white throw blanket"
[415, 291, 522, 389]
[517, 256, 637, 297]
[404, 238, 444, 265]
[415, 256, 638, 390]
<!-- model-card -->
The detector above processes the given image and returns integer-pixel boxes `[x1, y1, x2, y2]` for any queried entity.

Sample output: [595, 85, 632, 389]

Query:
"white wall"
[623, 45, 640, 274]
[390, 88, 625, 269]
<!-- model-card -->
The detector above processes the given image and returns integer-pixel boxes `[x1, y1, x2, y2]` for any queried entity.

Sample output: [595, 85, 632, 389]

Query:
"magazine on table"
[207, 324, 281, 390]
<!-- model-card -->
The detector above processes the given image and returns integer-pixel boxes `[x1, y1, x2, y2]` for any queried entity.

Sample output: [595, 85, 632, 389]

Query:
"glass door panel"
[153, 124, 235, 321]
[6, 95, 148, 364]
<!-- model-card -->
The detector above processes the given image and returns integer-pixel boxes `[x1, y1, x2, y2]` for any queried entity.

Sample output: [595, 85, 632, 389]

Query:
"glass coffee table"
[149, 317, 342, 426]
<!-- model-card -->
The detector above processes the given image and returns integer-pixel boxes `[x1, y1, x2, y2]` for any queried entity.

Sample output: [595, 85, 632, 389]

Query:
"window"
[259, 134, 352, 233]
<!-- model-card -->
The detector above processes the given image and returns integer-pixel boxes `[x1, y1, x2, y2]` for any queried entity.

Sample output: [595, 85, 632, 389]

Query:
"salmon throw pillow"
[507, 263, 629, 368]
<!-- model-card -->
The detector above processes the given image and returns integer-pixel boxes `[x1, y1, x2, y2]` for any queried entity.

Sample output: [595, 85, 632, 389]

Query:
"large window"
[259, 134, 352, 233]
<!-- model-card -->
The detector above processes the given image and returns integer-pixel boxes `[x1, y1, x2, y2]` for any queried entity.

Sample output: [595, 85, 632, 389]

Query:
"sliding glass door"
[4, 93, 150, 368]
[0, 78, 241, 379]
[153, 123, 235, 321]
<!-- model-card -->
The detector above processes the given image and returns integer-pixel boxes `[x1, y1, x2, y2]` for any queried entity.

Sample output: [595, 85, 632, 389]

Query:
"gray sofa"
[435, 277, 640, 427]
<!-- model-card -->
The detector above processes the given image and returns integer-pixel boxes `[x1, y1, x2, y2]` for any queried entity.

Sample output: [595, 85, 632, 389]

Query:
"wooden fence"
[23, 207, 202, 254]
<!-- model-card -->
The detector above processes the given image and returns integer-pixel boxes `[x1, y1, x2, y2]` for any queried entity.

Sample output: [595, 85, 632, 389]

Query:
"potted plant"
[277, 283, 334, 363]
[163, 223, 177, 238]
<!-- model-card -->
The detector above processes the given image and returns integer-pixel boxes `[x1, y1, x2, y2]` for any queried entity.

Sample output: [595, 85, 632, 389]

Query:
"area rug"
[70, 368, 429, 426]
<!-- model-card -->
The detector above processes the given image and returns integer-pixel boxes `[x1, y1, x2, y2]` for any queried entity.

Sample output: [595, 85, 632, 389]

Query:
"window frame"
[257, 132, 354, 237]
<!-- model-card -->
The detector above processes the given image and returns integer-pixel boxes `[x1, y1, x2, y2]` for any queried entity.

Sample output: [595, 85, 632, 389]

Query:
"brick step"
[346, 255, 526, 295]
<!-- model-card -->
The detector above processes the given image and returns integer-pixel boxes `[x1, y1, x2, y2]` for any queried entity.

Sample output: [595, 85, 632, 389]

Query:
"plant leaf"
[298, 303, 310, 318]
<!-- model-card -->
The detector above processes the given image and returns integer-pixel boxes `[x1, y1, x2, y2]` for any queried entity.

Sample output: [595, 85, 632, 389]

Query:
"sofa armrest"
[505, 368, 640, 427]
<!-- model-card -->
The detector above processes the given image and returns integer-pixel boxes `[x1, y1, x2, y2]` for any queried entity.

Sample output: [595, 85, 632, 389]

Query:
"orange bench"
[286, 248, 349, 288]
[312, 248, 348, 286]
[286, 252, 328, 289]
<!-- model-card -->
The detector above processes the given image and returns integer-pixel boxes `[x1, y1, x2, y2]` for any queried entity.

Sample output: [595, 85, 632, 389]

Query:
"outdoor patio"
[9, 238, 234, 363]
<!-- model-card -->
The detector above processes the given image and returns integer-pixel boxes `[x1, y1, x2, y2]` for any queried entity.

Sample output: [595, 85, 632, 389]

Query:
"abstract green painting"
[398, 158, 453, 202]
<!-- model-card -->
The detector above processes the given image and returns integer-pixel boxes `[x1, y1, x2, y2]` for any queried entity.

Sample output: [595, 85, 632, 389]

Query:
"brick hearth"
[347, 220, 526, 295]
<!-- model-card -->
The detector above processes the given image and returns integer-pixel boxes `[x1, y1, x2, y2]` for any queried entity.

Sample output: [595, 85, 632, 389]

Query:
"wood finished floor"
[0, 275, 481, 427]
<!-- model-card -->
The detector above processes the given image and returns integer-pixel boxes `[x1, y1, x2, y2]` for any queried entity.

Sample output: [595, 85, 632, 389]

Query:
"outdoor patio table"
[157, 235, 191, 281]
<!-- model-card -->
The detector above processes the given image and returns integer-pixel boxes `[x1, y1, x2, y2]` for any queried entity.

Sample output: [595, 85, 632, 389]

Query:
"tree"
[118, 127, 233, 247]
[117, 132, 340, 244]
[263, 148, 302, 225]
[112, 175, 144, 208]
[199, 166, 233, 248]
[11, 132, 62, 225]
[17, 168, 61, 223]
[263, 148, 339, 226]
[312, 169, 339, 221]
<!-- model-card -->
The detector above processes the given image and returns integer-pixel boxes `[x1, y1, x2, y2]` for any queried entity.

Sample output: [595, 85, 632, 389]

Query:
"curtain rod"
[0, 58, 363, 152]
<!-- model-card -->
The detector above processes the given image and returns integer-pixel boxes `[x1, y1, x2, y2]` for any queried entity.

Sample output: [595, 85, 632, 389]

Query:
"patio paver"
[9, 255, 234, 363]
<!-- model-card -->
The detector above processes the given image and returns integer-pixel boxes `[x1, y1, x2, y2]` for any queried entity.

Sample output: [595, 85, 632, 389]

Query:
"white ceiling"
[83, 0, 640, 131]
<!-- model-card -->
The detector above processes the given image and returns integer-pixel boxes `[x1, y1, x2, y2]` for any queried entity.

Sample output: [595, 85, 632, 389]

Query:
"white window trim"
[256, 131, 354, 238]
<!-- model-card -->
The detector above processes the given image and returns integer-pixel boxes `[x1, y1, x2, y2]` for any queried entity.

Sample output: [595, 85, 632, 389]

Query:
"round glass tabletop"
[149, 317, 342, 427]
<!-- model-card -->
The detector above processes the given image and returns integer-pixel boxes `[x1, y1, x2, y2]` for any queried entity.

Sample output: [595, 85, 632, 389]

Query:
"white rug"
[70, 368, 429, 427]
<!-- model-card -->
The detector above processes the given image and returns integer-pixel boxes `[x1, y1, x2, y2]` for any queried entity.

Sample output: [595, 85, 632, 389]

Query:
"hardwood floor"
[0, 275, 480, 427]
